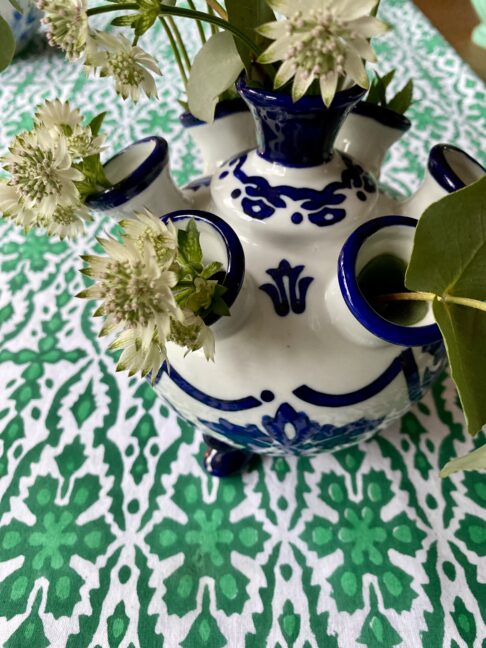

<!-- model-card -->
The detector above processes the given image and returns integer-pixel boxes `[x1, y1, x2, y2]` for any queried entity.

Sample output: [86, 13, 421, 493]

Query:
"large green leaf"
[433, 299, 486, 436]
[440, 443, 486, 477]
[225, 0, 275, 75]
[406, 176, 486, 437]
[187, 30, 244, 123]
[0, 16, 15, 73]
[406, 176, 486, 299]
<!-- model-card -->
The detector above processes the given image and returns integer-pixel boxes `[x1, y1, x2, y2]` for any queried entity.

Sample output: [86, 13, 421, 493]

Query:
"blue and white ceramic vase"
[0, 0, 42, 54]
[90, 78, 486, 476]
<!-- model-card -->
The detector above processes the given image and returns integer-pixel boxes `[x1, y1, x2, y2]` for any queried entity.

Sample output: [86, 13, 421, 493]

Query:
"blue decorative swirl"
[260, 259, 314, 316]
[222, 152, 376, 226]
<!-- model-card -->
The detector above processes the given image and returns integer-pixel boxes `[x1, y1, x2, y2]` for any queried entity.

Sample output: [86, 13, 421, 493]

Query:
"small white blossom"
[258, 0, 389, 105]
[37, 201, 93, 239]
[0, 183, 36, 230]
[168, 310, 215, 361]
[2, 128, 82, 218]
[36, 0, 89, 61]
[87, 32, 162, 102]
[120, 210, 178, 270]
[34, 99, 104, 158]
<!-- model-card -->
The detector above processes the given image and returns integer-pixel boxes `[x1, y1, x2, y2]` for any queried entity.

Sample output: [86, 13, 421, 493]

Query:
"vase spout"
[86, 136, 191, 219]
[335, 102, 411, 178]
[402, 144, 486, 218]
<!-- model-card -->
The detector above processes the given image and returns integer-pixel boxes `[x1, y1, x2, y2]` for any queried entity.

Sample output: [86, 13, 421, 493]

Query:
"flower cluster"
[35, 0, 161, 102]
[258, 0, 389, 105]
[78, 211, 218, 379]
[0, 100, 105, 238]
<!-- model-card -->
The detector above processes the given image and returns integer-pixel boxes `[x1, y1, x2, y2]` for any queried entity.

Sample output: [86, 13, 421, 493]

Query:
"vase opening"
[236, 76, 365, 168]
[338, 215, 441, 347]
[428, 144, 486, 193]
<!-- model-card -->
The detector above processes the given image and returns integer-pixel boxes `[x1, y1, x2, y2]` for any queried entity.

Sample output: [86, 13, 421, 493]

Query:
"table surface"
[414, 0, 486, 81]
[0, 2, 485, 647]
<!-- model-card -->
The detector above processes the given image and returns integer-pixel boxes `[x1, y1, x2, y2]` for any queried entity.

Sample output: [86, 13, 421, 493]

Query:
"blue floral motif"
[200, 403, 384, 455]
[222, 152, 376, 226]
[260, 259, 314, 316]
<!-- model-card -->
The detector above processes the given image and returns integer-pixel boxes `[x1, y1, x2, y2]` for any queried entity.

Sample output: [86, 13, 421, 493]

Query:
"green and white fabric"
[0, 1, 485, 645]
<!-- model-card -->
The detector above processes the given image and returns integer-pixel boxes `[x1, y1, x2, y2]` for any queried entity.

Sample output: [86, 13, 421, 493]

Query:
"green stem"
[159, 16, 188, 88]
[205, 0, 227, 20]
[207, 5, 218, 35]
[87, 4, 263, 58]
[187, 0, 207, 44]
[167, 16, 192, 71]
[375, 292, 486, 313]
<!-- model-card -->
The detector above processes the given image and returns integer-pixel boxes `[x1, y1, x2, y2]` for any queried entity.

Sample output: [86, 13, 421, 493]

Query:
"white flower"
[78, 237, 181, 378]
[37, 201, 93, 239]
[37, 0, 89, 61]
[168, 310, 215, 361]
[0, 182, 36, 230]
[87, 32, 162, 102]
[258, 0, 389, 105]
[34, 99, 104, 158]
[2, 128, 83, 217]
[120, 210, 178, 270]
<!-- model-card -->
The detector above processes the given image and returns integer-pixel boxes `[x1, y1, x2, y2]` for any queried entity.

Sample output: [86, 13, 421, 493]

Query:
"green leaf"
[111, 15, 138, 27]
[187, 31, 244, 123]
[0, 16, 15, 73]
[440, 443, 486, 477]
[88, 111, 106, 136]
[388, 79, 414, 114]
[225, 0, 275, 76]
[406, 177, 486, 436]
[433, 299, 486, 436]
[406, 177, 486, 300]
[201, 261, 223, 279]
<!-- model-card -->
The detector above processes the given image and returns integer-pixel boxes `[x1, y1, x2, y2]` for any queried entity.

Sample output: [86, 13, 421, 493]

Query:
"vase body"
[99, 81, 485, 458]
[0, 0, 42, 54]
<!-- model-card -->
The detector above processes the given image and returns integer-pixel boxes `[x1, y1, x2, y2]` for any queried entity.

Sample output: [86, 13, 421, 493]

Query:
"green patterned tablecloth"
[0, 1, 485, 646]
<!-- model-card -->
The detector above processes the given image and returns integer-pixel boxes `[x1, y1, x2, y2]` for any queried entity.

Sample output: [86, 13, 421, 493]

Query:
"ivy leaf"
[225, 0, 275, 76]
[187, 31, 244, 123]
[440, 443, 486, 477]
[406, 176, 486, 436]
[388, 79, 414, 114]
[0, 16, 15, 72]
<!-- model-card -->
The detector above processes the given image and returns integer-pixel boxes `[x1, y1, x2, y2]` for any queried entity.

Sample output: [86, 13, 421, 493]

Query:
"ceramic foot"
[202, 434, 254, 477]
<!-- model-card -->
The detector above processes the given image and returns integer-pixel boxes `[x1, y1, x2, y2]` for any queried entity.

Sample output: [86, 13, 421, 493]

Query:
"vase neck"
[236, 78, 365, 168]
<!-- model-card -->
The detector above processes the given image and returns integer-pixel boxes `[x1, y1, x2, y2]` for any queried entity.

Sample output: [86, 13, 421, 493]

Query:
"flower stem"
[205, 0, 227, 20]
[207, 5, 218, 35]
[167, 16, 192, 71]
[374, 292, 486, 313]
[86, 4, 263, 58]
[187, 0, 207, 44]
[159, 17, 188, 88]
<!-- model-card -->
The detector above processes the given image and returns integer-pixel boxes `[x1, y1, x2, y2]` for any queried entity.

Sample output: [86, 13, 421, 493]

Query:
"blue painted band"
[179, 98, 249, 128]
[161, 208, 245, 326]
[352, 101, 411, 133]
[154, 363, 262, 411]
[338, 215, 442, 347]
[86, 136, 169, 211]
[236, 75, 365, 168]
[428, 144, 486, 193]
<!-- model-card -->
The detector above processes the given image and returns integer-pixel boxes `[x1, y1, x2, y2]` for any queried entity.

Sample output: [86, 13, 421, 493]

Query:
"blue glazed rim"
[236, 74, 366, 112]
[352, 100, 411, 133]
[162, 209, 245, 326]
[338, 215, 442, 347]
[428, 143, 486, 193]
[86, 136, 169, 211]
[180, 98, 249, 128]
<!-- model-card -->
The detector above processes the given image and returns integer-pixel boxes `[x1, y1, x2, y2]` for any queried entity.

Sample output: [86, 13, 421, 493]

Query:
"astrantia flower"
[78, 236, 181, 378]
[120, 211, 178, 270]
[36, 201, 93, 239]
[258, 0, 389, 105]
[2, 128, 82, 217]
[37, 0, 89, 61]
[34, 99, 104, 158]
[0, 182, 36, 230]
[87, 32, 162, 102]
[168, 310, 215, 361]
